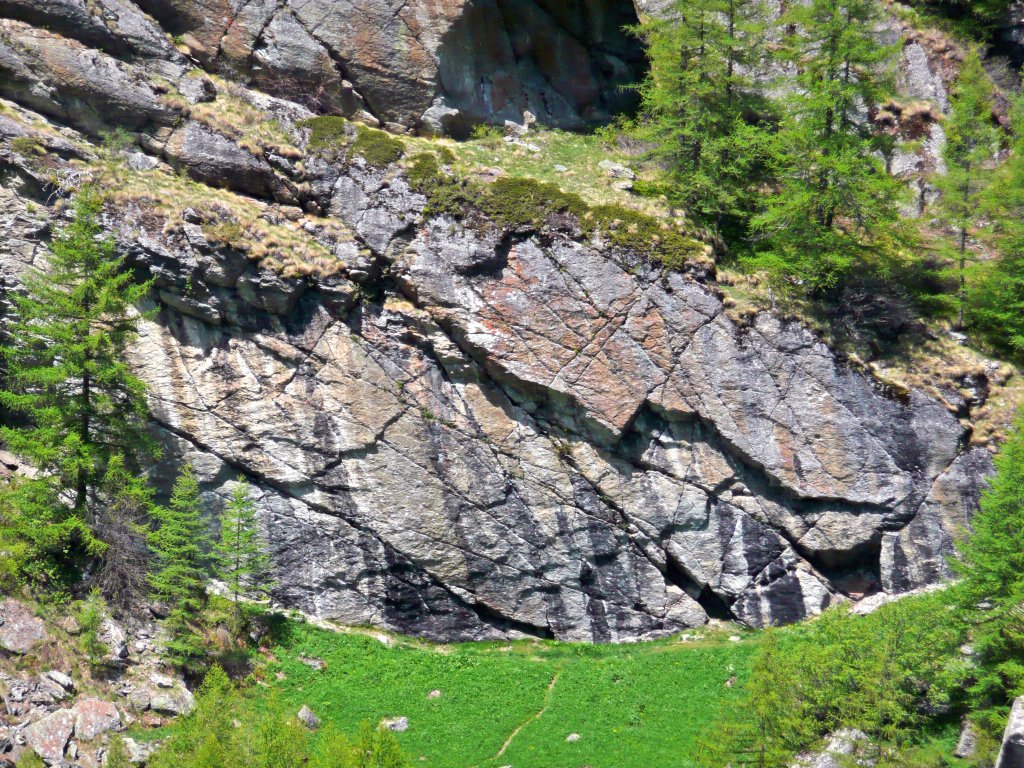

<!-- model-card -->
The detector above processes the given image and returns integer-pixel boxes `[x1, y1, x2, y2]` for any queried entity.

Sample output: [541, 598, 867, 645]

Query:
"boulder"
[149, 686, 195, 717]
[297, 705, 319, 730]
[792, 729, 875, 768]
[72, 699, 121, 741]
[381, 717, 408, 733]
[24, 709, 75, 764]
[0, 600, 48, 655]
[997, 698, 1024, 768]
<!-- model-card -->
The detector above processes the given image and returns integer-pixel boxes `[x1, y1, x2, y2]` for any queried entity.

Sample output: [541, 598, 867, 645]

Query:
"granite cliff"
[0, 0, 1015, 642]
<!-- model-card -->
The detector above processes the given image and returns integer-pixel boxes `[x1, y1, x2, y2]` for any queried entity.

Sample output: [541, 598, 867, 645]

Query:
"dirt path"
[489, 671, 561, 762]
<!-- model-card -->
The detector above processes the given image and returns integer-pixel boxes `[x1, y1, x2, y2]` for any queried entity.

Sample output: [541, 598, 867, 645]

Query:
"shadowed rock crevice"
[434, 0, 645, 136]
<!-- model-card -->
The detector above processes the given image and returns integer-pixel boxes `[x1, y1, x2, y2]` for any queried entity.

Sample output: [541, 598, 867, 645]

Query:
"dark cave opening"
[434, 0, 646, 138]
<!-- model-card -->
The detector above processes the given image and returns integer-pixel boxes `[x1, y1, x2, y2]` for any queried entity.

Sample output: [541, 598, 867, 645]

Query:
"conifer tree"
[969, 92, 1024, 358]
[629, 0, 774, 230]
[0, 189, 154, 517]
[149, 465, 210, 670]
[955, 416, 1024, 709]
[748, 0, 914, 295]
[213, 478, 274, 619]
[933, 49, 1001, 328]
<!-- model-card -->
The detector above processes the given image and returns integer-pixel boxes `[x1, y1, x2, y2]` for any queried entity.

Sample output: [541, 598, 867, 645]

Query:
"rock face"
[113, 0, 645, 134]
[0, 0, 1000, 642]
[997, 698, 1024, 768]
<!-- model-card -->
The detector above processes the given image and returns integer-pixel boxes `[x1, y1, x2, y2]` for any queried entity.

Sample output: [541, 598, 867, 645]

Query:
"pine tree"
[213, 478, 274, 620]
[0, 189, 154, 517]
[748, 0, 914, 295]
[149, 465, 211, 671]
[933, 49, 1001, 328]
[628, 0, 774, 230]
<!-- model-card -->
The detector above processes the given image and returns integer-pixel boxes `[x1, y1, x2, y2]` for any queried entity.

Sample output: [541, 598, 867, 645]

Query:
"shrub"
[302, 116, 349, 154]
[349, 125, 405, 168]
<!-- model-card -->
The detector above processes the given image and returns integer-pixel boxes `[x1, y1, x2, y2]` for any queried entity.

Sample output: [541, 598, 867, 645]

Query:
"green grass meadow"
[248, 622, 755, 768]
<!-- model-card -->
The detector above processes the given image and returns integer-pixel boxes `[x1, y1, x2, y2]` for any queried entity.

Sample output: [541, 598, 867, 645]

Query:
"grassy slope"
[250, 622, 755, 768]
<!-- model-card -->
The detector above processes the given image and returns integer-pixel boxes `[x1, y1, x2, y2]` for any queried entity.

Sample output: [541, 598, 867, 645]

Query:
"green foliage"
[705, 595, 969, 766]
[10, 136, 45, 156]
[213, 478, 274, 620]
[148, 465, 211, 671]
[0, 189, 155, 516]
[75, 588, 109, 667]
[968, 93, 1024, 360]
[903, 0, 1011, 36]
[932, 49, 1002, 328]
[628, 0, 775, 230]
[106, 735, 132, 768]
[151, 664, 411, 768]
[16, 751, 45, 768]
[303, 116, 350, 154]
[349, 125, 405, 168]
[230, 621, 755, 768]
[746, 0, 915, 296]
[0, 476, 98, 592]
[474, 177, 704, 268]
[406, 153, 467, 217]
[955, 417, 1024, 715]
[477, 176, 587, 229]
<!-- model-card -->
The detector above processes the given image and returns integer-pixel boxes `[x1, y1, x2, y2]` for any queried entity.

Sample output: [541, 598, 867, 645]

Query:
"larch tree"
[933, 48, 1001, 328]
[628, 0, 775, 231]
[748, 0, 915, 295]
[213, 477, 274, 621]
[0, 189, 154, 518]
[148, 464, 211, 671]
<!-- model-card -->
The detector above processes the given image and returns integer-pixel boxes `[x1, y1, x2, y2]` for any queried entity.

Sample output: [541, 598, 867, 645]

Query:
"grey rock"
[792, 729, 874, 768]
[24, 709, 74, 764]
[72, 698, 120, 741]
[43, 672, 74, 693]
[297, 705, 319, 730]
[381, 716, 408, 733]
[954, 717, 977, 760]
[148, 686, 194, 716]
[0, 600, 48, 655]
[997, 698, 1024, 768]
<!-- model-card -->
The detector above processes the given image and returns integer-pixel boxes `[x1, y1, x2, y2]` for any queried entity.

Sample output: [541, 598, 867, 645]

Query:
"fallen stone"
[298, 656, 326, 671]
[44, 672, 75, 693]
[381, 717, 408, 733]
[149, 687, 195, 717]
[0, 600, 48, 655]
[954, 717, 977, 760]
[792, 729, 875, 768]
[297, 705, 319, 730]
[566, 733, 581, 742]
[24, 709, 74, 764]
[73, 698, 121, 741]
[597, 159, 636, 180]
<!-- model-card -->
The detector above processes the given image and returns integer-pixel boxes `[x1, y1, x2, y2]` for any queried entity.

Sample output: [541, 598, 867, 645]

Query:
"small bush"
[10, 136, 45, 156]
[75, 589, 109, 668]
[407, 153, 467, 217]
[302, 116, 350, 154]
[478, 176, 587, 230]
[348, 125, 404, 168]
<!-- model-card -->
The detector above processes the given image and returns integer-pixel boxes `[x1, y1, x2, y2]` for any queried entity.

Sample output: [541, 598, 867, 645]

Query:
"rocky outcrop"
[0, 0, 1001, 642]
[8, 0, 644, 135]
[997, 697, 1024, 768]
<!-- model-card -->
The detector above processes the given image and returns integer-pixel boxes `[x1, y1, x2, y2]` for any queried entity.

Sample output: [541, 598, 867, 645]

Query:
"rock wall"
[0, 0, 1001, 642]
[8, 0, 644, 135]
